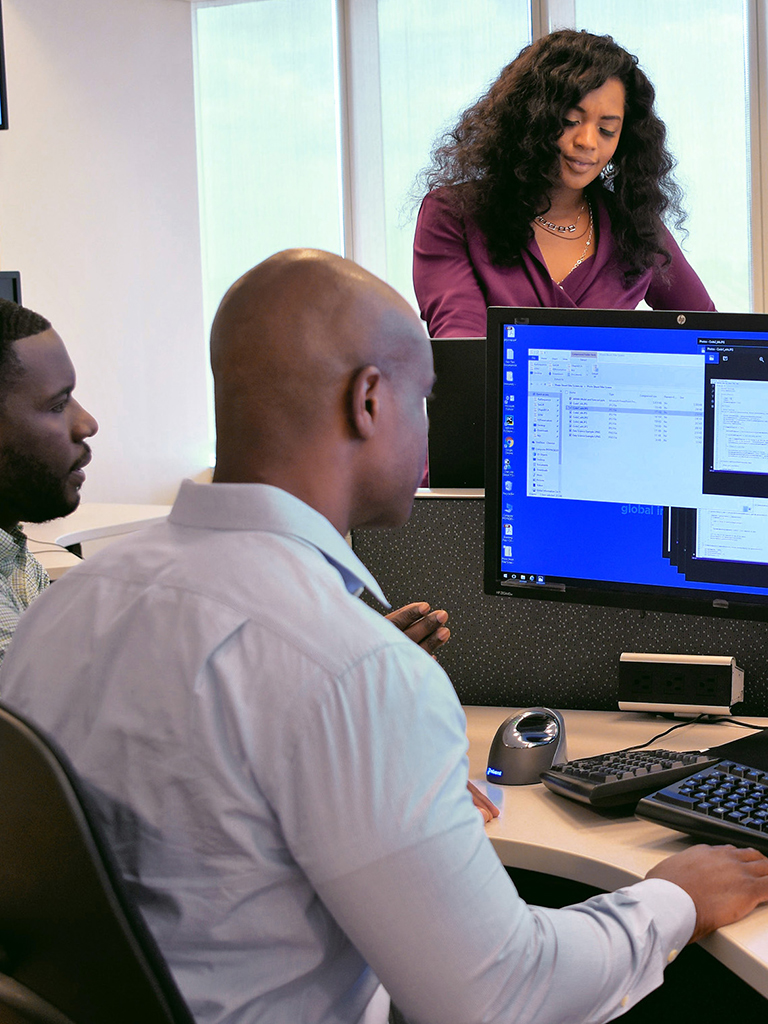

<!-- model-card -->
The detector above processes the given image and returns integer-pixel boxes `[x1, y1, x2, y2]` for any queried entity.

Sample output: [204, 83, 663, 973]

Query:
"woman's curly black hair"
[420, 29, 685, 281]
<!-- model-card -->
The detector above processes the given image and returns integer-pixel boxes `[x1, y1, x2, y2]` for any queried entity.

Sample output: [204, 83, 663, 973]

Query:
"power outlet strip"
[618, 653, 744, 716]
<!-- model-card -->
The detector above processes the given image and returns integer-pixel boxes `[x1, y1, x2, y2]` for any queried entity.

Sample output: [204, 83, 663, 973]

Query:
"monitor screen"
[484, 307, 768, 621]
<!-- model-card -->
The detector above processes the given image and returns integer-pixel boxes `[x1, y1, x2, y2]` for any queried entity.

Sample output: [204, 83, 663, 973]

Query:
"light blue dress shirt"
[2, 481, 695, 1024]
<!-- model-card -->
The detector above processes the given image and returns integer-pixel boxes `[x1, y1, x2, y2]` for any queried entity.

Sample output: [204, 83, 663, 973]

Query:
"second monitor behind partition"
[427, 338, 484, 489]
[0, 270, 21, 303]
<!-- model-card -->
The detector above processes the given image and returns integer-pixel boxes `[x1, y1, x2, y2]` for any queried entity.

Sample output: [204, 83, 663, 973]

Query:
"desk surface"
[466, 705, 768, 997]
[23, 502, 171, 548]
[23, 503, 171, 579]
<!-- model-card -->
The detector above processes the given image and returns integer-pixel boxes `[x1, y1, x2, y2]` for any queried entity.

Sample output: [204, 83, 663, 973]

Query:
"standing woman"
[413, 29, 715, 337]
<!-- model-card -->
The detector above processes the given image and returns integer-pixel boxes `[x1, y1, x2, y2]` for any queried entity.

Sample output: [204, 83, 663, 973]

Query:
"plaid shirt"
[0, 525, 49, 666]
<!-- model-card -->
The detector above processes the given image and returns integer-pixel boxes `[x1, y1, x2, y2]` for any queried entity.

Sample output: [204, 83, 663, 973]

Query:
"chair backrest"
[0, 702, 196, 1024]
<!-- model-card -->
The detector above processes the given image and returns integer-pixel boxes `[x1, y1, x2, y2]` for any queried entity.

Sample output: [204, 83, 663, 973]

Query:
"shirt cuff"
[618, 877, 696, 958]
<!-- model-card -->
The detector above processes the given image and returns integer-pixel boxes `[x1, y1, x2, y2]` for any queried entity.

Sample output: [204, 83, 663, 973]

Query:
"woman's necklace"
[535, 204, 584, 235]
[556, 201, 593, 285]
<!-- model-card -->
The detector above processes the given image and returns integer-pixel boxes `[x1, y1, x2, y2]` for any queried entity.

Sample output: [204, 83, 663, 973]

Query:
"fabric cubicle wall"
[352, 495, 768, 715]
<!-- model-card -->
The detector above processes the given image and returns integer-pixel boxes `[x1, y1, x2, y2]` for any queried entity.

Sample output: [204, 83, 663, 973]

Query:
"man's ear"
[348, 365, 383, 440]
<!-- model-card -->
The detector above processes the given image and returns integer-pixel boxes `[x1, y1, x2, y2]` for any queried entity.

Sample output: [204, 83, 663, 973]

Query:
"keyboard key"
[654, 791, 699, 810]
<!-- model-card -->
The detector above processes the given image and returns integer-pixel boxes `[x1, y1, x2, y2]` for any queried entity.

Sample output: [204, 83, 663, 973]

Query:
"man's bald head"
[211, 250, 434, 533]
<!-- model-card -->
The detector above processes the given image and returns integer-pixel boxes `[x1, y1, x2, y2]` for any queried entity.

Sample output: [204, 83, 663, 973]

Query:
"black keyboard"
[540, 748, 719, 808]
[636, 759, 768, 853]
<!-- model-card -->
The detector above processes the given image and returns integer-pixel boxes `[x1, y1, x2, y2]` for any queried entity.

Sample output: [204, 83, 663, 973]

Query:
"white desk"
[466, 706, 768, 997]
[23, 503, 171, 579]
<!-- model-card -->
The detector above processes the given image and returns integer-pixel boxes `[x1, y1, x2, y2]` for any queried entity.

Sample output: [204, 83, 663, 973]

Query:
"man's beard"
[0, 444, 89, 524]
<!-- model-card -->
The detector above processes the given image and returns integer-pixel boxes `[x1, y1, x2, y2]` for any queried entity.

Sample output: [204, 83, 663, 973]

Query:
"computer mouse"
[486, 707, 567, 786]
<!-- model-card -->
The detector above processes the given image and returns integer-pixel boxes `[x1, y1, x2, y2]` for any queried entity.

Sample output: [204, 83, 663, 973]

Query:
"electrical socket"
[618, 653, 744, 716]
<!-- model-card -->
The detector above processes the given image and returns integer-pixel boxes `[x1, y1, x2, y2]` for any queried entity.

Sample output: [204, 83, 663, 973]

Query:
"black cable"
[715, 717, 768, 732]
[613, 714, 767, 755]
[25, 540, 83, 558]
[618, 715, 708, 753]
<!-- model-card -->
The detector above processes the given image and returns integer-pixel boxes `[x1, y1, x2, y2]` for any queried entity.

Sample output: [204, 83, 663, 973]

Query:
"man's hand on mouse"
[646, 843, 768, 942]
[385, 602, 450, 657]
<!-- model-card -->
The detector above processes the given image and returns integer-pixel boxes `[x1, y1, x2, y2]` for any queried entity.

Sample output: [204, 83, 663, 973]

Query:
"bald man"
[3, 251, 768, 1024]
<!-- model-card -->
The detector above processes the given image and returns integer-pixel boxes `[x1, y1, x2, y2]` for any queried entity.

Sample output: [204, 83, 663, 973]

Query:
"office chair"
[0, 702, 196, 1024]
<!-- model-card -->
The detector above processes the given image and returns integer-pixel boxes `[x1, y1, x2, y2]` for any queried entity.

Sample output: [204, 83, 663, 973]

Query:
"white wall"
[0, 0, 209, 504]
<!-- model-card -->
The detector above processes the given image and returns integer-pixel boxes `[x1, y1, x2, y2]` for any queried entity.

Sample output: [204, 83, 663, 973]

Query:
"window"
[573, 0, 752, 311]
[194, 0, 341, 336]
[376, 0, 530, 304]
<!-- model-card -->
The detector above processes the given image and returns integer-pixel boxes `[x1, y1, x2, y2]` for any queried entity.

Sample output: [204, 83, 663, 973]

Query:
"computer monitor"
[484, 306, 768, 621]
[0, 271, 21, 303]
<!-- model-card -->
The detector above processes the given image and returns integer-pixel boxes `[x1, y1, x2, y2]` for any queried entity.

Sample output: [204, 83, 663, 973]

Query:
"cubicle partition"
[352, 492, 768, 715]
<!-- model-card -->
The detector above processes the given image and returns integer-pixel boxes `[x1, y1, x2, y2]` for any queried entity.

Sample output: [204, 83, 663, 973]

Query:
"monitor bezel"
[483, 306, 768, 623]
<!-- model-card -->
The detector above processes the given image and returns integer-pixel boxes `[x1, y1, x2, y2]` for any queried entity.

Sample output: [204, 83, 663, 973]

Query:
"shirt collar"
[169, 480, 389, 608]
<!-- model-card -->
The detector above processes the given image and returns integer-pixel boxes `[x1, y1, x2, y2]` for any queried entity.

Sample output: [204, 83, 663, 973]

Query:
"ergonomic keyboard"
[540, 748, 719, 808]
[636, 759, 768, 854]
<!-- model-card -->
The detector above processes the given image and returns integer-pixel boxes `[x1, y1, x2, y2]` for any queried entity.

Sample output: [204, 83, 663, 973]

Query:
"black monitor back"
[427, 338, 484, 488]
